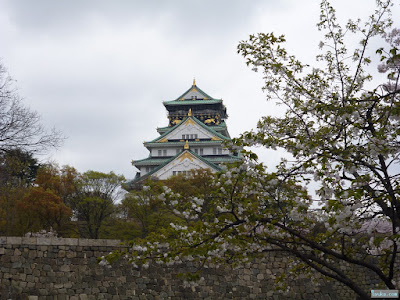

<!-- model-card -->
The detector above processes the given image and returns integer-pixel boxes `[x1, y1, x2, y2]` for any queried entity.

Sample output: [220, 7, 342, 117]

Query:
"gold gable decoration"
[184, 118, 195, 126]
[159, 138, 168, 143]
[184, 140, 189, 150]
[179, 152, 194, 162]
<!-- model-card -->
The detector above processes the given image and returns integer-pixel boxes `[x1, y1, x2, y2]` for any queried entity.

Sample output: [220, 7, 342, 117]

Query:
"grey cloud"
[2, 0, 280, 38]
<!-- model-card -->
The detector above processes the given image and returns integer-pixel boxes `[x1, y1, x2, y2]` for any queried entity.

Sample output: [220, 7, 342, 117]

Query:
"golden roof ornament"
[193, 78, 196, 86]
[184, 140, 189, 150]
[188, 108, 192, 116]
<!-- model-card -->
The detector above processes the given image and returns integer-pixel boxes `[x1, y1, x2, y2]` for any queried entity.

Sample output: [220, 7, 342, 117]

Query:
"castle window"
[158, 150, 162, 156]
[163, 149, 167, 156]
[200, 148, 203, 155]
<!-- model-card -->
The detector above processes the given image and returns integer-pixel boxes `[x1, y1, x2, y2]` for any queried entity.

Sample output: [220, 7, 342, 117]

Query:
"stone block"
[92, 243, 104, 249]
[66, 251, 76, 258]
[7, 237, 22, 244]
[12, 261, 22, 268]
[35, 237, 51, 246]
[78, 239, 92, 247]
[256, 273, 264, 280]
[106, 239, 121, 247]
[60, 265, 70, 272]
[57, 295, 67, 300]
[43, 264, 52, 271]
[22, 237, 38, 245]
[54, 283, 64, 289]
[50, 237, 68, 246]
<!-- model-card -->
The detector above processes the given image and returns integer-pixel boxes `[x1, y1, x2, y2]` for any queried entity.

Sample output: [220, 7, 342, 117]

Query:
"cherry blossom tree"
[110, 1, 400, 298]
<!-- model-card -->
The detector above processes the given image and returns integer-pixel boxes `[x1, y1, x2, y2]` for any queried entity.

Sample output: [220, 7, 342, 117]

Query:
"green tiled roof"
[144, 140, 222, 148]
[206, 155, 242, 163]
[131, 150, 222, 183]
[164, 99, 222, 106]
[209, 121, 227, 129]
[133, 157, 170, 166]
[157, 126, 170, 134]
[146, 116, 229, 144]
[174, 84, 213, 101]
[157, 121, 228, 135]
[134, 155, 241, 166]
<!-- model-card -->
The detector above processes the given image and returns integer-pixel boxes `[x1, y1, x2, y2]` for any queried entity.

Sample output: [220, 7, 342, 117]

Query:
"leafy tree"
[0, 62, 63, 154]
[0, 149, 39, 235]
[16, 186, 72, 235]
[121, 179, 180, 239]
[35, 163, 80, 209]
[114, 1, 400, 299]
[117, 170, 215, 240]
[72, 171, 125, 239]
[25, 163, 80, 236]
[0, 149, 39, 187]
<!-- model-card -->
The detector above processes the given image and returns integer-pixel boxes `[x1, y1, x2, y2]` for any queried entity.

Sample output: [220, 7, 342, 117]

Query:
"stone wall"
[0, 236, 372, 299]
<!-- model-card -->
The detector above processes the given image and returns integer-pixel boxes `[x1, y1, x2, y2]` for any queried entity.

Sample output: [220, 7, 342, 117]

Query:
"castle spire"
[193, 78, 196, 86]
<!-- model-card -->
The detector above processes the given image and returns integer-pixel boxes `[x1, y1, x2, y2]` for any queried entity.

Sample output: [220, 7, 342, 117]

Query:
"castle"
[131, 80, 240, 183]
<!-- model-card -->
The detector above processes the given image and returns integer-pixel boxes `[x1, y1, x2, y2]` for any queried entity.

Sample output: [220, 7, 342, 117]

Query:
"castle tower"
[131, 80, 241, 183]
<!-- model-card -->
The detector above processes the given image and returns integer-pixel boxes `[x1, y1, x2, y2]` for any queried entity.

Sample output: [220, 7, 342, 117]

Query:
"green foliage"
[0, 149, 39, 235]
[72, 170, 125, 239]
[16, 186, 72, 236]
[0, 149, 39, 187]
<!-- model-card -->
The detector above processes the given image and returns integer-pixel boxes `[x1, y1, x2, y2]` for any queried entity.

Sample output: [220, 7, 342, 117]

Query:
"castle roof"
[146, 115, 229, 145]
[131, 149, 222, 183]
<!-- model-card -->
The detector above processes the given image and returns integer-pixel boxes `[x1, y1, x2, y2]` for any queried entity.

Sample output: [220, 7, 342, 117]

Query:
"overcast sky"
[0, 0, 399, 179]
